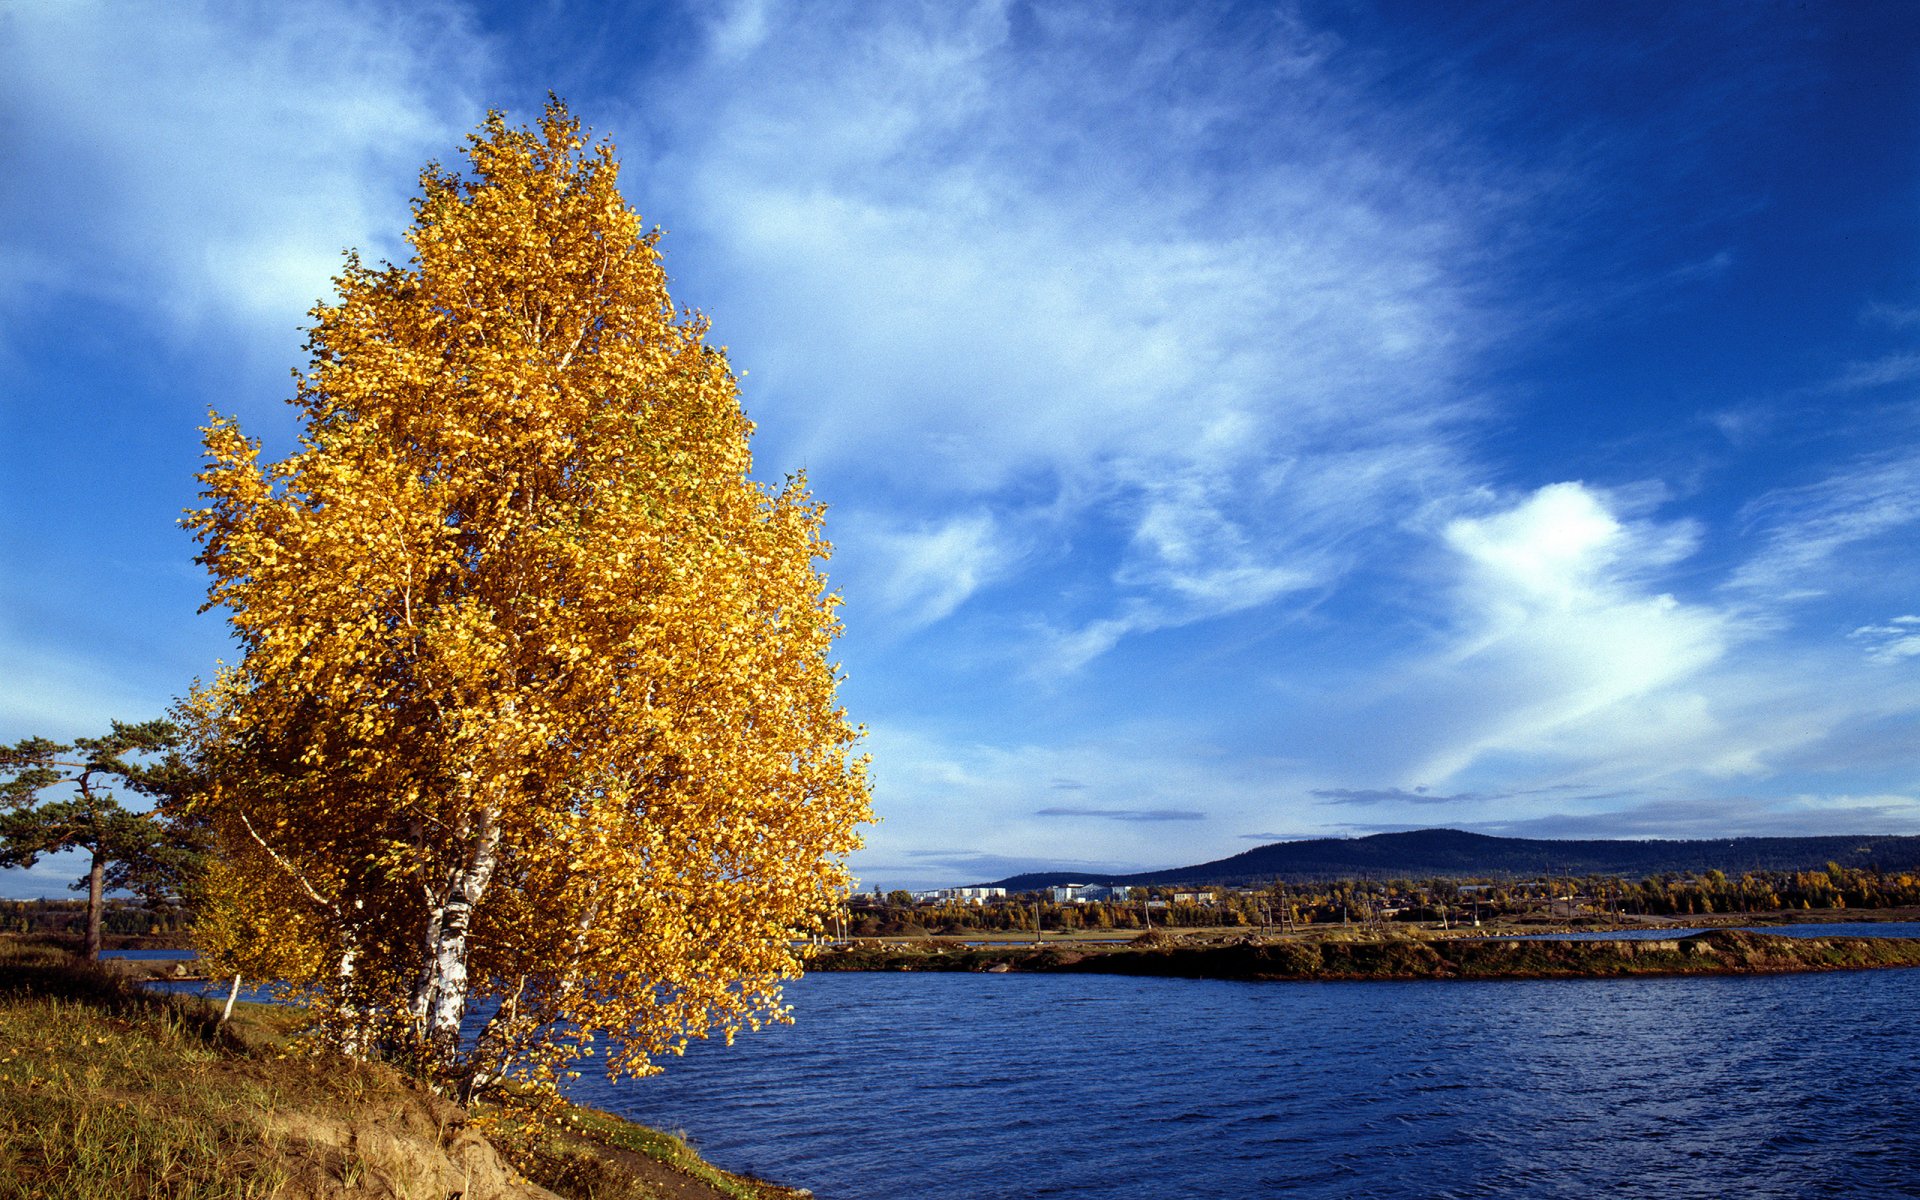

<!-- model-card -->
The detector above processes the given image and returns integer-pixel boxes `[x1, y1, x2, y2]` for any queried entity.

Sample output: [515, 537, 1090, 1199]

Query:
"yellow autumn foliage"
[182, 100, 871, 1091]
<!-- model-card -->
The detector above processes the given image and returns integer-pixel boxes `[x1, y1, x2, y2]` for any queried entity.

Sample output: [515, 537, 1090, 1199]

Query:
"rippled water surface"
[569, 967, 1920, 1199]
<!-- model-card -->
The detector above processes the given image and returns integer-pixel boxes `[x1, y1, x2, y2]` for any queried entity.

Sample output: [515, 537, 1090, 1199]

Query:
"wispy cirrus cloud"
[1727, 447, 1920, 603]
[1481, 793, 1920, 841]
[851, 721, 1298, 886]
[1862, 302, 1920, 330]
[1034, 806, 1206, 823]
[622, 1, 1505, 670]
[843, 510, 1014, 631]
[0, 0, 487, 361]
[0, 635, 176, 738]
[0, 852, 93, 902]
[1312, 787, 1483, 807]
[7, 0, 1918, 902]
[619, 6, 1920, 880]
[1851, 617, 1920, 664]
[1824, 353, 1920, 393]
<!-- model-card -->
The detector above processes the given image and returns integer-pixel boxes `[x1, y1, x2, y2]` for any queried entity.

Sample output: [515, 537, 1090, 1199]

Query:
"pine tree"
[0, 720, 185, 959]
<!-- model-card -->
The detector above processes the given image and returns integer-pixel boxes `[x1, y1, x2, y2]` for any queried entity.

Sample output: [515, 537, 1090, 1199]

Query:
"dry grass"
[483, 1103, 813, 1200]
[0, 939, 805, 1200]
[0, 942, 303, 1198]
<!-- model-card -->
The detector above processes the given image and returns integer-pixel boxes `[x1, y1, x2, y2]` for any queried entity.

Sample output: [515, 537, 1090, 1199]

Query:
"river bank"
[807, 927, 1920, 981]
[0, 937, 809, 1200]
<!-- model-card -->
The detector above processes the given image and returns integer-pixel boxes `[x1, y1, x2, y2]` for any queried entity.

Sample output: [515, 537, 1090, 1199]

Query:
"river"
[569, 964, 1920, 1199]
[149, 927, 1920, 1197]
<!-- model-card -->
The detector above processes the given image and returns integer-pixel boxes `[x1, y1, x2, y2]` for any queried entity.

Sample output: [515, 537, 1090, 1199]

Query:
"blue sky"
[3, 1, 1918, 896]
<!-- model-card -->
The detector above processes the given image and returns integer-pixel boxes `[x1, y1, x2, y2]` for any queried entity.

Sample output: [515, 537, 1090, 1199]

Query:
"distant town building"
[907, 886, 1009, 905]
[1050, 884, 1133, 903]
[946, 887, 1007, 905]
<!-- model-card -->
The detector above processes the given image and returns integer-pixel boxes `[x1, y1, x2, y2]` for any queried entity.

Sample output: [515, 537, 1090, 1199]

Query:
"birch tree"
[183, 101, 871, 1093]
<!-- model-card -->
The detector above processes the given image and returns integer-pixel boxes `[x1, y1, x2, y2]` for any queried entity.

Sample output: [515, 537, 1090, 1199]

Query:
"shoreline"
[82, 907, 1920, 985]
[0, 939, 811, 1200]
[807, 928, 1920, 983]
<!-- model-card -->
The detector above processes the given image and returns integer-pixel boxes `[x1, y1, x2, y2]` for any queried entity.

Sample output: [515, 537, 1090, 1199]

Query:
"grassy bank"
[809, 927, 1920, 981]
[0, 938, 808, 1200]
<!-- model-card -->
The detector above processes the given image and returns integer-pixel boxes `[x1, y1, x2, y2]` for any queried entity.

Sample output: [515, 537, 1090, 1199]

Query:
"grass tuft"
[0, 937, 809, 1200]
[481, 1099, 813, 1200]
[0, 943, 295, 1199]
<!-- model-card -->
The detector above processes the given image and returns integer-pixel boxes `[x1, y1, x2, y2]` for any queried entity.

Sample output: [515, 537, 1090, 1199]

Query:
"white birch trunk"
[335, 944, 365, 1057]
[415, 805, 503, 1069]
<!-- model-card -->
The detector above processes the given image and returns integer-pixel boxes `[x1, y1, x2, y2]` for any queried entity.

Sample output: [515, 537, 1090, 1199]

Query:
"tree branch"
[236, 809, 341, 920]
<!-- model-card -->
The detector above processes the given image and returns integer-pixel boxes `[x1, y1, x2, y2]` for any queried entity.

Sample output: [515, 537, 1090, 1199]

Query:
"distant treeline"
[851, 863, 1920, 936]
[989, 828, 1920, 891]
[1590, 864, 1920, 916]
[0, 899, 191, 941]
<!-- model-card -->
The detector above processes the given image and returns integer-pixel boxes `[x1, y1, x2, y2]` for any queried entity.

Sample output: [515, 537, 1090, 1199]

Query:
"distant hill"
[986, 828, 1920, 890]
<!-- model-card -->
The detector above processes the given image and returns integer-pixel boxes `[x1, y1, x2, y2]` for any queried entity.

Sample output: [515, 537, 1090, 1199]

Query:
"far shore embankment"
[807, 927, 1920, 983]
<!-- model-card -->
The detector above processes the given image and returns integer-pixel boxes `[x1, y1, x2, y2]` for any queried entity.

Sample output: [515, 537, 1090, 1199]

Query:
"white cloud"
[1445, 482, 1642, 606]
[847, 511, 1010, 629]
[1284, 476, 1920, 814]
[1826, 353, 1920, 392]
[1852, 616, 1920, 664]
[1122, 472, 1320, 607]
[1728, 449, 1920, 602]
[0, 0, 488, 352]
[1705, 403, 1778, 448]
[1485, 792, 1920, 840]
[1862, 301, 1920, 329]
[623, 1, 1501, 659]
[705, 0, 773, 62]
[1376, 483, 1736, 784]
[1665, 248, 1735, 284]
[7, 1, 1906, 885]
[1038, 606, 1160, 676]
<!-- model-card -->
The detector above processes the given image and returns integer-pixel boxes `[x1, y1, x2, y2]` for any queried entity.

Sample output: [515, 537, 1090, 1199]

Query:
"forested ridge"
[989, 828, 1920, 889]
